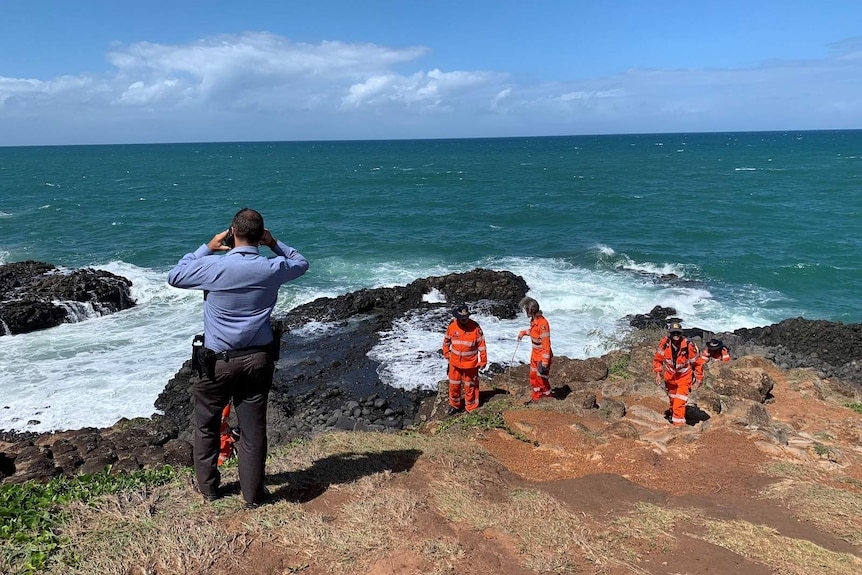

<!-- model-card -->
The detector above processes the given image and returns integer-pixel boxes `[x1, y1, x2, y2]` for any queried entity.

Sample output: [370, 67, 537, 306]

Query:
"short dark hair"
[231, 208, 264, 242]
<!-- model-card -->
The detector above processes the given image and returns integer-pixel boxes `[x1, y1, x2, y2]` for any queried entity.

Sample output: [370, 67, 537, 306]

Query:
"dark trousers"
[191, 350, 272, 504]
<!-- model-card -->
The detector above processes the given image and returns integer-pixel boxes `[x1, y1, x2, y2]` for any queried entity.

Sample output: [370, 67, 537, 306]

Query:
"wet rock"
[0, 261, 136, 336]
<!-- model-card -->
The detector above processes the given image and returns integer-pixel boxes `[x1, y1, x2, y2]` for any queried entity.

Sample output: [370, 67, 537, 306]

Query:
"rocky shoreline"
[1, 265, 860, 484]
[0, 261, 135, 336]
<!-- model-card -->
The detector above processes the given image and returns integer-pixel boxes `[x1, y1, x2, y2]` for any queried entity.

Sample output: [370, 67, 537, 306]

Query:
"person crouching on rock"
[442, 304, 487, 416]
[653, 321, 704, 427]
[518, 297, 554, 404]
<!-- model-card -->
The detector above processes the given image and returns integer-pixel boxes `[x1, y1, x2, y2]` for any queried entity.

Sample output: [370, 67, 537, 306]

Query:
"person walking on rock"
[168, 208, 308, 507]
[653, 321, 704, 427]
[517, 297, 554, 403]
[442, 304, 487, 416]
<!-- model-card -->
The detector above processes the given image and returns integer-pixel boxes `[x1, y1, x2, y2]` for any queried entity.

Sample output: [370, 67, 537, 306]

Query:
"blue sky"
[2, 1, 861, 146]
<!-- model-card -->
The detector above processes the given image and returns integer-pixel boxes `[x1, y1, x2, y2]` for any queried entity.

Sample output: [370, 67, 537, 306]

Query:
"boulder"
[0, 261, 136, 335]
[707, 362, 775, 403]
[552, 356, 610, 386]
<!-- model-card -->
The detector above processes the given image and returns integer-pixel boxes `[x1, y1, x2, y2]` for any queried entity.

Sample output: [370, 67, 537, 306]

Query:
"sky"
[1, 0, 862, 146]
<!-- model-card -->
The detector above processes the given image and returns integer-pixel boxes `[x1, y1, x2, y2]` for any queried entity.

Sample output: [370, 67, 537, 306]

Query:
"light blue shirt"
[167, 240, 309, 353]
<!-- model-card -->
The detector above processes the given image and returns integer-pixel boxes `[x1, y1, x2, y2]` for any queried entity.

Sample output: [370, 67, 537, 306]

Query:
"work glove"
[538, 363, 548, 376]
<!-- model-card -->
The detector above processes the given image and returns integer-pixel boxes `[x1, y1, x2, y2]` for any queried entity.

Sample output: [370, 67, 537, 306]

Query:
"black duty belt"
[210, 345, 270, 362]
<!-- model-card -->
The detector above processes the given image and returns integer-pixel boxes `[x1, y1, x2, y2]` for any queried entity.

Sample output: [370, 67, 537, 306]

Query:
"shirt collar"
[228, 246, 260, 255]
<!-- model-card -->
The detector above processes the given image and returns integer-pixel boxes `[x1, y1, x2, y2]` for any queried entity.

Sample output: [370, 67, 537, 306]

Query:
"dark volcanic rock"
[733, 318, 862, 366]
[286, 268, 528, 327]
[719, 318, 862, 386]
[629, 310, 862, 388]
[9, 275, 859, 485]
[0, 260, 136, 335]
[156, 268, 530, 445]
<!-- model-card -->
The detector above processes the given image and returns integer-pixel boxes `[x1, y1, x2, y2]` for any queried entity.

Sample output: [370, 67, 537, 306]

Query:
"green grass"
[846, 403, 862, 414]
[439, 406, 537, 445]
[609, 354, 632, 378]
[0, 466, 178, 574]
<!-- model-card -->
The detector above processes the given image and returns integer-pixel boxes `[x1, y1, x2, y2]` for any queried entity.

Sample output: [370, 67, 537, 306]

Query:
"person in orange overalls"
[518, 297, 554, 403]
[217, 404, 239, 466]
[653, 321, 704, 426]
[701, 338, 731, 363]
[442, 304, 487, 416]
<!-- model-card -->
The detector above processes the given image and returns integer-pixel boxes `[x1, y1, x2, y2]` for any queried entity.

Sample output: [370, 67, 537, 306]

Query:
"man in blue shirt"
[168, 208, 308, 507]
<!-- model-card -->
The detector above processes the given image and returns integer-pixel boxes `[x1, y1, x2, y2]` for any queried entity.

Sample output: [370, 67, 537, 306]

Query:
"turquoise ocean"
[1, 131, 860, 432]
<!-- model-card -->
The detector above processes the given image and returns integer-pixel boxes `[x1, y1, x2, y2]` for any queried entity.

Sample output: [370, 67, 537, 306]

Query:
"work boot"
[201, 487, 222, 502]
[246, 489, 271, 509]
[446, 406, 461, 417]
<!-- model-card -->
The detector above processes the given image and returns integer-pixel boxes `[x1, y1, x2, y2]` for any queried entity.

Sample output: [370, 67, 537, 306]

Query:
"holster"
[191, 334, 215, 379]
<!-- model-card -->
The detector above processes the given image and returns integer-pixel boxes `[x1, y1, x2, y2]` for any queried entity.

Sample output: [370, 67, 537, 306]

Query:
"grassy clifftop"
[3, 338, 862, 575]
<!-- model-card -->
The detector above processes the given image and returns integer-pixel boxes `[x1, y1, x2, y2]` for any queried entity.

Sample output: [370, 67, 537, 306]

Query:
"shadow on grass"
[265, 448, 423, 503]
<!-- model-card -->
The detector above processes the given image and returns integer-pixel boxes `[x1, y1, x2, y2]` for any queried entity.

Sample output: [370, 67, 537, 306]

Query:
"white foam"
[0, 261, 313, 432]
[422, 288, 446, 304]
[0, 254, 792, 431]
[367, 254, 788, 392]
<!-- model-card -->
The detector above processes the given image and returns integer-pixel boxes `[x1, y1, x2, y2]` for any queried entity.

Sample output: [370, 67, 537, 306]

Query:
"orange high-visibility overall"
[526, 315, 553, 401]
[218, 404, 237, 466]
[701, 346, 731, 362]
[442, 318, 487, 412]
[654, 336, 703, 426]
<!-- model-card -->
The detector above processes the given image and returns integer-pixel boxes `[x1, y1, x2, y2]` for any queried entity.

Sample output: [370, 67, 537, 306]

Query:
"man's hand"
[207, 230, 232, 252]
[538, 363, 548, 375]
[261, 229, 277, 249]
[655, 372, 662, 385]
[518, 330, 527, 341]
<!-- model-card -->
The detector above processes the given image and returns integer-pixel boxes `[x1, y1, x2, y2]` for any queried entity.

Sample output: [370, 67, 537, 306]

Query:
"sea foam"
[0, 253, 790, 432]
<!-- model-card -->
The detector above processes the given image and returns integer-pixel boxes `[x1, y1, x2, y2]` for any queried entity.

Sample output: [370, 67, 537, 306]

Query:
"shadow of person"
[479, 387, 510, 404]
[685, 404, 711, 425]
[264, 448, 422, 504]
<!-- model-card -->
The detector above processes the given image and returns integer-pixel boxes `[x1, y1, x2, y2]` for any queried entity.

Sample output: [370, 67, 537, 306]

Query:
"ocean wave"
[0, 253, 795, 430]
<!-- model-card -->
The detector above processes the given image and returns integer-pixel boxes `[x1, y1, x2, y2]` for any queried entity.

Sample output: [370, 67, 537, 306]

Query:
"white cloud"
[341, 68, 501, 109]
[1, 31, 861, 144]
